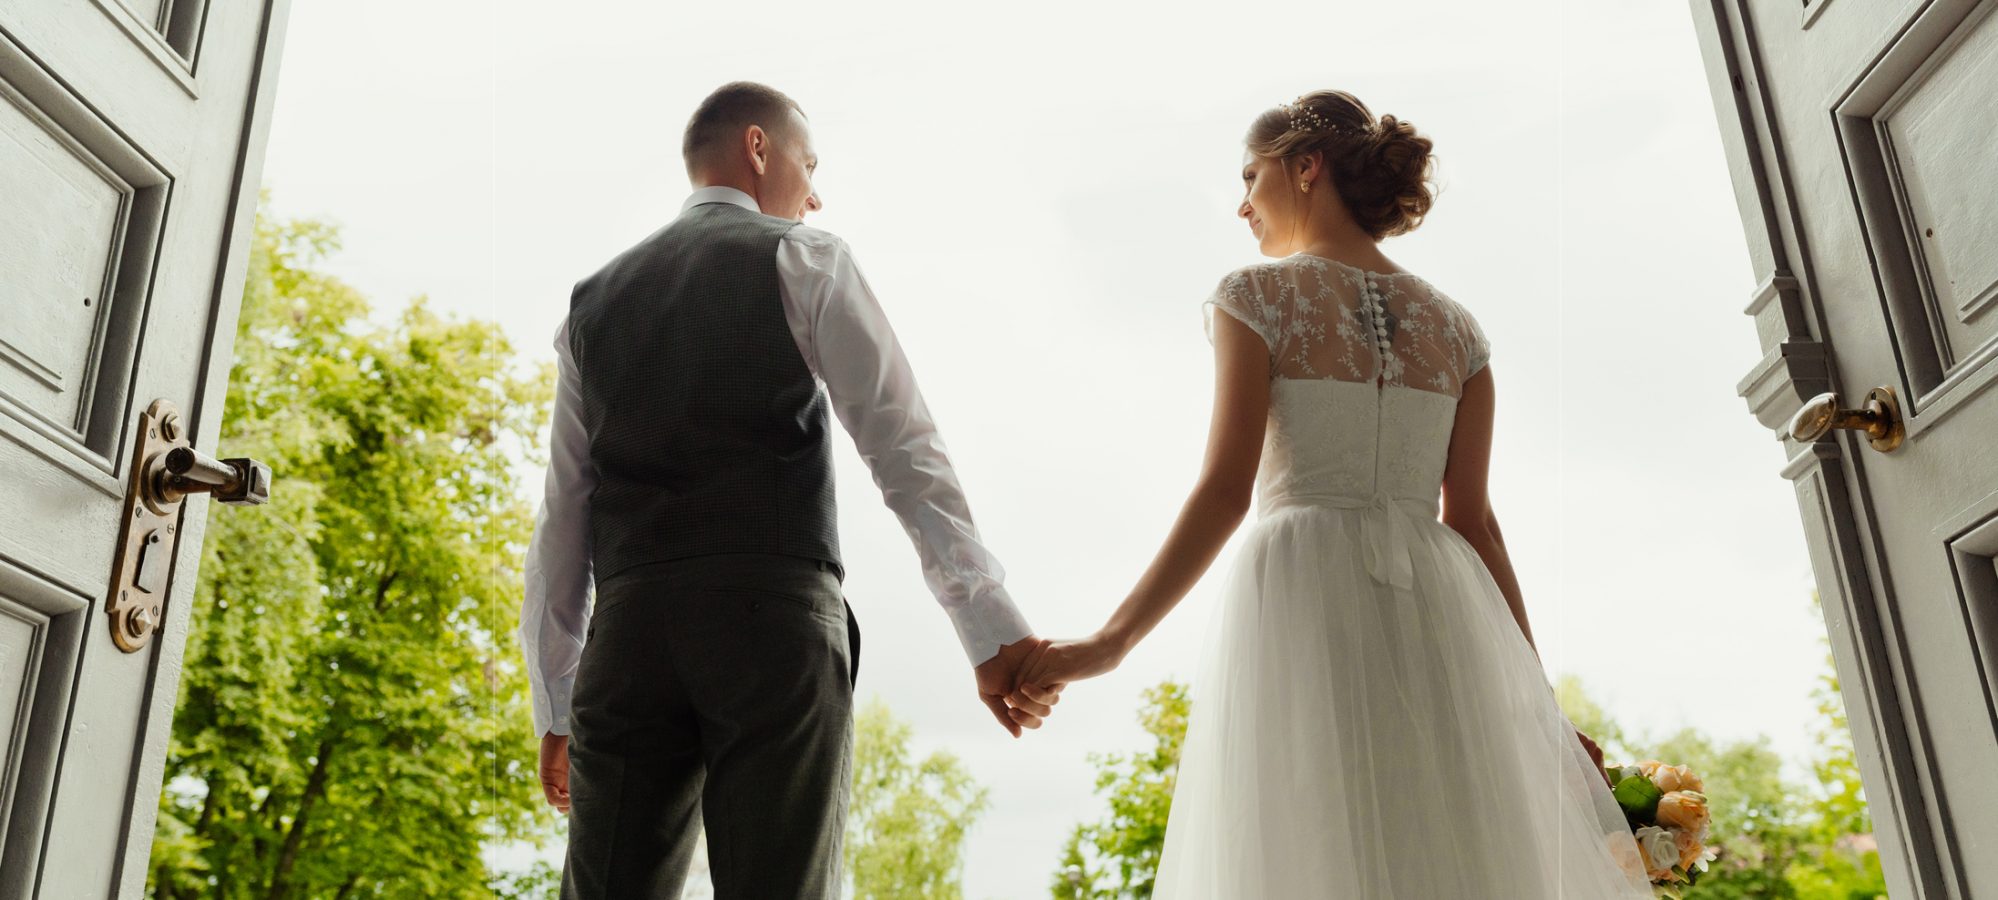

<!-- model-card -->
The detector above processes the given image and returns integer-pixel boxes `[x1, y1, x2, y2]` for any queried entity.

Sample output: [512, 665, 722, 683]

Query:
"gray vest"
[567, 202, 839, 582]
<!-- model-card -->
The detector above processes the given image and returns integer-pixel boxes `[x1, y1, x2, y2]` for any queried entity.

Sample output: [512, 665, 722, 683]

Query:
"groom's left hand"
[974, 636, 1061, 737]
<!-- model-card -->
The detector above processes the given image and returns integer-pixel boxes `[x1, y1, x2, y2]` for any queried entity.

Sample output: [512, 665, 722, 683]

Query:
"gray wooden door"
[1692, 0, 1998, 895]
[0, 0, 289, 895]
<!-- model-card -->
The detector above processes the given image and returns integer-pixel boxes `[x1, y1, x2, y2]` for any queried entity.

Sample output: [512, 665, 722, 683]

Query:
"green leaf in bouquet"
[1612, 774, 1664, 819]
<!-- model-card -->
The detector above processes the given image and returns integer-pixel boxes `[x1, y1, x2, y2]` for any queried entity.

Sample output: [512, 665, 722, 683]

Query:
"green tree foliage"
[146, 201, 556, 898]
[1051, 681, 1189, 900]
[846, 699, 990, 900]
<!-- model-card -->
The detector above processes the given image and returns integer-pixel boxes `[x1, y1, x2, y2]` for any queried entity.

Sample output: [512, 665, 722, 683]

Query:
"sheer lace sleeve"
[1202, 268, 1280, 357]
[1457, 301, 1491, 377]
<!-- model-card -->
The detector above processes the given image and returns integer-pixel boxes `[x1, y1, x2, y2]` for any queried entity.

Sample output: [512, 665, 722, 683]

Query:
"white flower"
[1611, 764, 1645, 784]
[1634, 826, 1680, 873]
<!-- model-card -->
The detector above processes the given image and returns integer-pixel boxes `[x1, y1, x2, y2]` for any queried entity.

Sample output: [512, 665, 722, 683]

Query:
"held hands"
[1002, 630, 1129, 717]
[974, 636, 1064, 737]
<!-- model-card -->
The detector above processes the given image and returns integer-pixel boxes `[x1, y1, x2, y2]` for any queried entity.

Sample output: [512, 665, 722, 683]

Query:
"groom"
[518, 81, 1059, 898]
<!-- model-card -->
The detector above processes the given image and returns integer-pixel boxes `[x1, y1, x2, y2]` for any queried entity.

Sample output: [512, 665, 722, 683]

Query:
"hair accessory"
[1281, 97, 1363, 138]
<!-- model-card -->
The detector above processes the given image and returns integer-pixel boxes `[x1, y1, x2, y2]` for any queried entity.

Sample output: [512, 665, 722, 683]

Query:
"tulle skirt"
[1153, 503, 1655, 899]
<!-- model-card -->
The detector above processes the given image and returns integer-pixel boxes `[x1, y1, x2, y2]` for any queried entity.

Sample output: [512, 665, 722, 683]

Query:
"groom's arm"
[519, 318, 597, 739]
[776, 228, 1032, 667]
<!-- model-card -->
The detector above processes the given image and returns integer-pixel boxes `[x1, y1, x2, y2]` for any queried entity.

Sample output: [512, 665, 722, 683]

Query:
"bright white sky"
[259, 1, 1827, 896]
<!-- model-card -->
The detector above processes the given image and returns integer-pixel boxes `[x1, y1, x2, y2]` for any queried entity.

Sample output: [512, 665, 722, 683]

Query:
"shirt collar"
[681, 185, 761, 215]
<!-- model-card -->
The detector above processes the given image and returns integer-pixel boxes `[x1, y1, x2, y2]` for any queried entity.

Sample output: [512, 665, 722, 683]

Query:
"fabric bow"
[1268, 491, 1427, 600]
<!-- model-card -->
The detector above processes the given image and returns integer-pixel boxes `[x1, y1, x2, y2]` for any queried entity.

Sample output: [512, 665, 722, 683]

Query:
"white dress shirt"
[519, 186, 1034, 738]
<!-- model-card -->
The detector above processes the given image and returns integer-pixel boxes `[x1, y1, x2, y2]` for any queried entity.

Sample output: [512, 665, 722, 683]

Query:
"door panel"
[0, 0, 288, 896]
[1694, 0, 1998, 896]
[0, 52, 168, 466]
[1882, 10, 1998, 365]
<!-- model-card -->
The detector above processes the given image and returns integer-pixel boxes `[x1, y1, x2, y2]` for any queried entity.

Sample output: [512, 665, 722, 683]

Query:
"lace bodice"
[1203, 255, 1490, 516]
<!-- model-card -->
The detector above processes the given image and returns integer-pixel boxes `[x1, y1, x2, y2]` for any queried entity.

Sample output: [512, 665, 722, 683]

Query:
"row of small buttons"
[1362, 273, 1391, 356]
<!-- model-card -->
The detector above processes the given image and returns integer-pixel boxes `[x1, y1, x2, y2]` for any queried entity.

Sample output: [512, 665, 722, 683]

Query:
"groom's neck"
[689, 170, 757, 202]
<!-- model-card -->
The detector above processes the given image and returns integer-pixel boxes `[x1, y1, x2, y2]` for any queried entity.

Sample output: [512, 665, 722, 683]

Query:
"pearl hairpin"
[1281, 97, 1362, 137]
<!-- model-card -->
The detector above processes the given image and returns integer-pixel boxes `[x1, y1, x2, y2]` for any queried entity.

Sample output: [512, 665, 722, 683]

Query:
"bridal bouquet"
[1603, 758, 1720, 897]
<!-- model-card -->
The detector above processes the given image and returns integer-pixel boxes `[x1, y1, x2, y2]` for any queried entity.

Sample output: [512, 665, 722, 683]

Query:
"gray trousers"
[559, 553, 859, 899]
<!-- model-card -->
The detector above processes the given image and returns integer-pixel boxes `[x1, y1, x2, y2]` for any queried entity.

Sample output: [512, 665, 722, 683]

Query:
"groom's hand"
[539, 731, 571, 813]
[974, 636, 1060, 738]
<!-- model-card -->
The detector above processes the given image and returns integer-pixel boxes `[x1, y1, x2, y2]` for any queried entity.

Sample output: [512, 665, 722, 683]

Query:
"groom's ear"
[744, 124, 771, 176]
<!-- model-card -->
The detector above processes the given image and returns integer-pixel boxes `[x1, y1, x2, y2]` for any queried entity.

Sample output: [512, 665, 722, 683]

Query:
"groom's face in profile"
[755, 109, 822, 222]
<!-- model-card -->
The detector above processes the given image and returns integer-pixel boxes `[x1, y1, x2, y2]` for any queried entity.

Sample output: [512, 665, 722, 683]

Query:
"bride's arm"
[1020, 314, 1271, 687]
[1439, 365, 1537, 658]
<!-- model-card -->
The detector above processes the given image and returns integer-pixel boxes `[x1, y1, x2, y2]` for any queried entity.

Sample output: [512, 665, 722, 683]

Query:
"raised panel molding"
[0, 82, 131, 435]
[81, 0, 211, 94]
[1834, 0, 1998, 418]
[1879, 2, 1998, 367]
[0, 554, 87, 899]
[1938, 498, 1998, 758]
[0, 32, 170, 482]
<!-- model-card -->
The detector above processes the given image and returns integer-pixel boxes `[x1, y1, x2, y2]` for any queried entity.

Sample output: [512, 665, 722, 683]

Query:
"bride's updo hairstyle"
[1247, 90, 1436, 239]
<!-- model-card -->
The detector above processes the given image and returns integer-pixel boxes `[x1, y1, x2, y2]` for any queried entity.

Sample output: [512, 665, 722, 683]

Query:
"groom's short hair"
[683, 82, 806, 173]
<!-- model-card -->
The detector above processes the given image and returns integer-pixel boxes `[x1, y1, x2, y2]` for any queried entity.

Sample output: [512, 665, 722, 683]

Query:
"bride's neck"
[1286, 207, 1397, 272]
[1293, 237, 1399, 274]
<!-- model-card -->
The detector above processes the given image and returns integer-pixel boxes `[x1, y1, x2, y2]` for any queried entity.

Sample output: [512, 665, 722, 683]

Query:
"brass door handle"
[145, 445, 271, 510]
[108, 400, 274, 652]
[1786, 386, 1904, 452]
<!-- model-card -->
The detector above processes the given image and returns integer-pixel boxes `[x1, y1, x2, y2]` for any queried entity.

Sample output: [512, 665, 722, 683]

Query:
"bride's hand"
[1574, 729, 1609, 785]
[1008, 631, 1128, 711]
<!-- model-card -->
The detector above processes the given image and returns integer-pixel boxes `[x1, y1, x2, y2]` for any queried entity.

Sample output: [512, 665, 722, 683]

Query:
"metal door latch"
[106, 399, 271, 652]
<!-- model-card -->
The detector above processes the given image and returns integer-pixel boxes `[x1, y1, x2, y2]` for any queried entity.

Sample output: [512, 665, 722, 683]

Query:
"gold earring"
[1301, 182, 1310, 193]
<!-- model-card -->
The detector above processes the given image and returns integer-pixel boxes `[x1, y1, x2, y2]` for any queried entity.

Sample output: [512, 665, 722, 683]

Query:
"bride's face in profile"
[1237, 150, 1313, 258]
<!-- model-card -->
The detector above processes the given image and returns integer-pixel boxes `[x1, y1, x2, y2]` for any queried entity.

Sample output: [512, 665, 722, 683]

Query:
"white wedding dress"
[1153, 255, 1654, 899]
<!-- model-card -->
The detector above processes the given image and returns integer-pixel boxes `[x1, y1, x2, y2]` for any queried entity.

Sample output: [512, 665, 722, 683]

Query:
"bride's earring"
[1300, 182, 1311, 193]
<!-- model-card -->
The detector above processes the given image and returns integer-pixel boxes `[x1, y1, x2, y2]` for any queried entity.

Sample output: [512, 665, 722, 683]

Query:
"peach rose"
[1652, 763, 1705, 793]
[1656, 790, 1711, 835]
[1674, 826, 1707, 871]
[1635, 759, 1665, 778]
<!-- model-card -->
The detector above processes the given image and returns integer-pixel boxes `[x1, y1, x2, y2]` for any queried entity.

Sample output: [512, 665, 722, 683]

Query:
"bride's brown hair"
[1247, 90, 1436, 240]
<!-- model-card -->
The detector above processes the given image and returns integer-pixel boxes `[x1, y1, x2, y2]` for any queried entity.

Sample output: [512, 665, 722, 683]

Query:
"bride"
[1016, 90, 1655, 897]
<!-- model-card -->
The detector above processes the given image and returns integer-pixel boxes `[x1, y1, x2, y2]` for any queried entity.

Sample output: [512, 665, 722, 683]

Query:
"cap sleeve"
[1458, 301, 1491, 377]
[1201, 267, 1279, 354]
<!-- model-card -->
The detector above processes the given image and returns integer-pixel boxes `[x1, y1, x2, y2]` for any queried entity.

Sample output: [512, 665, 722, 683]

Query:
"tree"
[146, 200, 556, 898]
[1051, 681, 1189, 900]
[845, 699, 990, 900]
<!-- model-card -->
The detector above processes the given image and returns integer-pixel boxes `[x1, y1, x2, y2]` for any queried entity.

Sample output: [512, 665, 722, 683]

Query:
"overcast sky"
[256, 1, 1828, 896]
